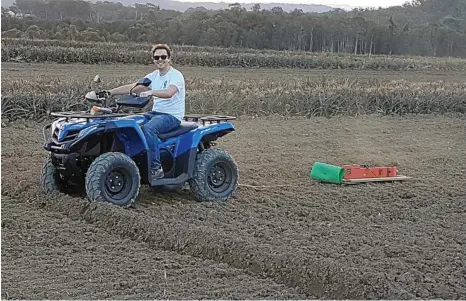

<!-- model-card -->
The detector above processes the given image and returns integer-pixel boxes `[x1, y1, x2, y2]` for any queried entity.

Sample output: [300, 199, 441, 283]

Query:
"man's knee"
[144, 123, 158, 136]
[144, 116, 164, 135]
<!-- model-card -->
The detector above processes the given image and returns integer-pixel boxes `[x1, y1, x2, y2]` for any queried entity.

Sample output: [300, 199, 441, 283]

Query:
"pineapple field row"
[2, 62, 465, 122]
[3, 38, 466, 71]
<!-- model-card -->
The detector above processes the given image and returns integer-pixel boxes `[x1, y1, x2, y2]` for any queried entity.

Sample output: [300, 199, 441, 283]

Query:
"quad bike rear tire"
[85, 152, 141, 208]
[189, 148, 238, 202]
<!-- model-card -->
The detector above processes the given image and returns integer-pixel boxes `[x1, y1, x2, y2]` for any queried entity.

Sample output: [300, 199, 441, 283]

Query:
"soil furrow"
[1, 197, 303, 300]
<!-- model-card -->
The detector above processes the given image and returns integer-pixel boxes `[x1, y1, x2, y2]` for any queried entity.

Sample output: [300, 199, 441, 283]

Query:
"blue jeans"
[142, 112, 181, 168]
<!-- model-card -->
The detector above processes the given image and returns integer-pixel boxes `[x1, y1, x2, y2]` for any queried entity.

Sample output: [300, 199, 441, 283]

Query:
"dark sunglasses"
[153, 55, 168, 61]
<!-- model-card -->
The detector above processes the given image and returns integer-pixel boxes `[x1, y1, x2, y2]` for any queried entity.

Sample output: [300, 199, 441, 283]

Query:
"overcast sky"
[187, 0, 407, 9]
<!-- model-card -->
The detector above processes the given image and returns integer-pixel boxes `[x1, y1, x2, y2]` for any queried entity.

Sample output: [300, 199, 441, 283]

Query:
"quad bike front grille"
[52, 128, 80, 143]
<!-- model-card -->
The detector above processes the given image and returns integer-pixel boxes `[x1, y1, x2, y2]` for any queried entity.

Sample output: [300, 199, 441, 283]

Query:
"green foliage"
[2, 0, 466, 58]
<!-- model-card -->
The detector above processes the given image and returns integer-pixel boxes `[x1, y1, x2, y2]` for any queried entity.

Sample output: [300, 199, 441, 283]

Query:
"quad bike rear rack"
[184, 114, 236, 126]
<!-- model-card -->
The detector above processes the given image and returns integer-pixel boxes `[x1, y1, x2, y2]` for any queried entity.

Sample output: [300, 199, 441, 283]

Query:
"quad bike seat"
[158, 122, 198, 140]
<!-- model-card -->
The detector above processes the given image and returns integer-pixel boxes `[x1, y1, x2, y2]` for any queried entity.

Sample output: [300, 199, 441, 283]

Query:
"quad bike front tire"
[85, 152, 141, 208]
[40, 155, 83, 195]
[40, 155, 64, 195]
[189, 148, 238, 202]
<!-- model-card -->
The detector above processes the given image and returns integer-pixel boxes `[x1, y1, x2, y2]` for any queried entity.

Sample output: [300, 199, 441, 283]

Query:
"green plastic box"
[310, 161, 345, 184]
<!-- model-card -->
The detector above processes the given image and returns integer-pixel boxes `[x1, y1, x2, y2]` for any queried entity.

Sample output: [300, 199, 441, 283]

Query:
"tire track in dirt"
[2, 196, 303, 300]
[12, 192, 390, 299]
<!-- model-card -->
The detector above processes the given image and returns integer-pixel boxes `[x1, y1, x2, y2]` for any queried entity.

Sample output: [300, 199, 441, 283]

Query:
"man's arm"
[141, 85, 178, 99]
[140, 72, 184, 99]
[108, 83, 150, 96]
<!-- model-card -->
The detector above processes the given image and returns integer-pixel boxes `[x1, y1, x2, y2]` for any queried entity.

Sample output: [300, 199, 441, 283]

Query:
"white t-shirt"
[144, 66, 185, 121]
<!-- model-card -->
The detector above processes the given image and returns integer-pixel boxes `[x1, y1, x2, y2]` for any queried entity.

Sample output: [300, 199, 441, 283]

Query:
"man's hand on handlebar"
[139, 88, 175, 99]
[97, 91, 111, 98]
[139, 90, 153, 97]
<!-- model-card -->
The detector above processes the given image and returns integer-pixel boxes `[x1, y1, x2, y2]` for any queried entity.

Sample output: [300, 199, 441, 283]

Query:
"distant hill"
[121, 0, 339, 13]
[1, 0, 349, 13]
[1, 0, 15, 8]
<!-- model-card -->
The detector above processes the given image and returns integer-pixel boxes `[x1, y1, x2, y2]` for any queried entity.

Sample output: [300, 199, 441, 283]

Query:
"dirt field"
[2, 114, 465, 299]
[1, 196, 301, 299]
[4, 62, 466, 83]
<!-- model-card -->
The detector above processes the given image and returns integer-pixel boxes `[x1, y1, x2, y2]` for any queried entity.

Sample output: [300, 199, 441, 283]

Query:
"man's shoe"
[150, 166, 164, 182]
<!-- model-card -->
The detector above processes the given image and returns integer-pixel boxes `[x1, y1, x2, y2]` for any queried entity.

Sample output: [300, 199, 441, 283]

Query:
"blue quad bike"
[40, 75, 239, 207]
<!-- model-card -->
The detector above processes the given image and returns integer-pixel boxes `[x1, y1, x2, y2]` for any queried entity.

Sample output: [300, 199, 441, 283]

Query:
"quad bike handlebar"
[83, 75, 153, 115]
[84, 90, 110, 104]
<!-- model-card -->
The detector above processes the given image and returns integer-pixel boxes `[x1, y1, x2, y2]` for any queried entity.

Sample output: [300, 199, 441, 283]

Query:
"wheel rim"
[105, 168, 131, 200]
[207, 161, 233, 193]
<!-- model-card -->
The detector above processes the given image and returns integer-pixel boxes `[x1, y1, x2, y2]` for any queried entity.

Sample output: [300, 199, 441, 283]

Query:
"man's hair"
[151, 43, 171, 58]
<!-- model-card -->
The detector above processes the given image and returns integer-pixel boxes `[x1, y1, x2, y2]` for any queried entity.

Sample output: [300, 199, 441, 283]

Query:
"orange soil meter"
[342, 164, 398, 180]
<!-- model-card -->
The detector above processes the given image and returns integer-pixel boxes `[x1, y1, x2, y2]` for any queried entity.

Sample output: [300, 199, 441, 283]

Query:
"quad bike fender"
[179, 122, 235, 155]
[102, 120, 149, 157]
[186, 122, 235, 176]
[61, 120, 148, 156]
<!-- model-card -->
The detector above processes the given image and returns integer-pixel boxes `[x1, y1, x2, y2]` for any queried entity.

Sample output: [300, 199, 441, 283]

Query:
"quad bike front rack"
[43, 111, 132, 144]
[50, 111, 130, 122]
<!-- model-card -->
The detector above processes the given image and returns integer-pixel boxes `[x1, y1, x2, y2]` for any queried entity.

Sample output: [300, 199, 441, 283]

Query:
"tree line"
[2, 0, 465, 58]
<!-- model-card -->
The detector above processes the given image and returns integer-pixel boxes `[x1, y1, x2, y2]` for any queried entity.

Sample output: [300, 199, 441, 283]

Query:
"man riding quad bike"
[106, 44, 185, 182]
[40, 43, 239, 207]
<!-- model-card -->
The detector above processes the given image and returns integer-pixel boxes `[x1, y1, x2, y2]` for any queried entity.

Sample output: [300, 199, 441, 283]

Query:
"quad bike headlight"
[77, 125, 100, 138]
